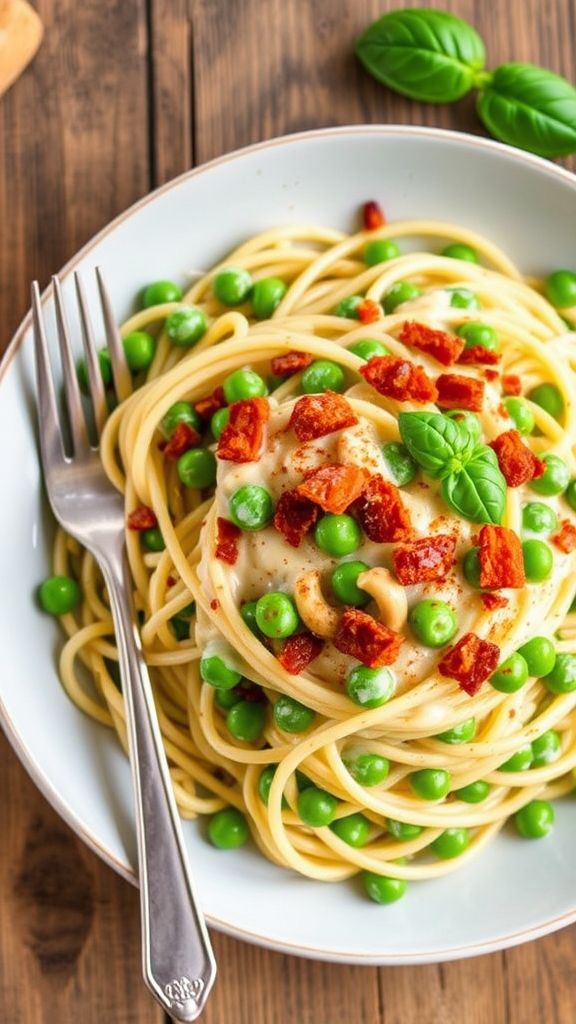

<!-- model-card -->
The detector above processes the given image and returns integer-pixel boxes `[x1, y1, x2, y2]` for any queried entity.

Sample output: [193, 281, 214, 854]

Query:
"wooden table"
[1, 2, 575, 1021]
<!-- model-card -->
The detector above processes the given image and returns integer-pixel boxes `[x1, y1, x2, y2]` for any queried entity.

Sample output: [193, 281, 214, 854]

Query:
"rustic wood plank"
[149, 0, 193, 185]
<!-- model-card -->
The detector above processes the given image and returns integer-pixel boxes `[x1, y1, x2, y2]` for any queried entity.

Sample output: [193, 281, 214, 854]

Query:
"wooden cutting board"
[0, 0, 42, 97]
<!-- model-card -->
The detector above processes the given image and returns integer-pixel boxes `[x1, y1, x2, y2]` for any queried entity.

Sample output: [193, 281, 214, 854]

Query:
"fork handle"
[101, 550, 216, 1022]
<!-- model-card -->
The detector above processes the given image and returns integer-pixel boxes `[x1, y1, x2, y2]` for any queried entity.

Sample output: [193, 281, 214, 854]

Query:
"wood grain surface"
[0, 2, 575, 1022]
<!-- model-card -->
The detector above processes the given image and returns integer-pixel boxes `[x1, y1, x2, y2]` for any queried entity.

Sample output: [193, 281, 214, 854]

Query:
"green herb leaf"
[477, 63, 576, 157]
[356, 8, 486, 103]
[398, 412, 475, 479]
[441, 446, 506, 524]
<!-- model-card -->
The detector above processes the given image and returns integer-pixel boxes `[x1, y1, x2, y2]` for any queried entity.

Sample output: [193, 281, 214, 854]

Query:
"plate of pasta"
[3, 126, 576, 963]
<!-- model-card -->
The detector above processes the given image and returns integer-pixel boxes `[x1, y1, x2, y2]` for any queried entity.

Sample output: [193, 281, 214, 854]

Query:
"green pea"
[331, 560, 370, 607]
[330, 812, 371, 848]
[223, 369, 267, 403]
[442, 243, 479, 263]
[436, 717, 477, 744]
[531, 454, 569, 497]
[301, 360, 345, 394]
[565, 480, 576, 511]
[162, 400, 202, 437]
[408, 599, 457, 648]
[456, 780, 491, 803]
[213, 266, 253, 306]
[257, 765, 283, 806]
[527, 383, 564, 421]
[462, 546, 481, 587]
[226, 700, 266, 743]
[255, 593, 299, 638]
[517, 636, 556, 677]
[383, 281, 422, 313]
[431, 828, 470, 859]
[142, 527, 165, 552]
[229, 484, 274, 531]
[334, 295, 363, 318]
[165, 306, 207, 347]
[531, 730, 561, 767]
[409, 768, 451, 800]
[273, 696, 315, 733]
[521, 502, 558, 534]
[77, 348, 112, 393]
[456, 321, 498, 350]
[315, 514, 362, 557]
[504, 397, 534, 435]
[382, 442, 417, 486]
[141, 280, 182, 308]
[211, 407, 230, 440]
[447, 288, 480, 310]
[177, 448, 217, 489]
[348, 338, 390, 361]
[342, 751, 389, 787]
[207, 807, 249, 849]
[240, 601, 260, 636]
[522, 539, 553, 582]
[297, 786, 338, 827]
[363, 239, 401, 266]
[445, 409, 482, 444]
[122, 331, 156, 372]
[362, 871, 407, 904]
[200, 654, 241, 690]
[515, 800, 554, 838]
[346, 665, 395, 709]
[490, 653, 529, 693]
[214, 687, 242, 710]
[387, 819, 423, 840]
[542, 653, 576, 694]
[38, 575, 81, 615]
[251, 277, 287, 318]
[500, 745, 533, 772]
[545, 270, 576, 309]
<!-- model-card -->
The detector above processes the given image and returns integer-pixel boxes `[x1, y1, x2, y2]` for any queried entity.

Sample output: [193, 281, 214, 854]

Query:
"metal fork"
[31, 271, 216, 1022]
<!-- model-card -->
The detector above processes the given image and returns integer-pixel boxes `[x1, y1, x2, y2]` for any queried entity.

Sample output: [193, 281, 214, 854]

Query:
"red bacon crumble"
[457, 346, 501, 366]
[297, 464, 368, 515]
[552, 521, 576, 553]
[354, 475, 412, 542]
[480, 592, 509, 611]
[399, 321, 464, 366]
[502, 374, 522, 396]
[278, 633, 324, 674]
[436, 373, 485, 412]
[163, 422, 201, 459]
[194, 385, 225, 422]
[127, 505, 157, 531]
[273, 489, 319, 547]
[489, 429, 545, 487]
[215, 517, 241, 565]
[438, 632, 500, 696]
[289, 391, 357, 442]
[393, 534, 456, 585]
[333, 608, 403, 668]
[363, 200, 385, 230]
[484, 369, 500, 382]
[357, 298, 382, 324]
[217, 397, 269, 463]
[478, 525, 526, 589]
[271, 351, 313, 377]
[360, 355, 438, 403]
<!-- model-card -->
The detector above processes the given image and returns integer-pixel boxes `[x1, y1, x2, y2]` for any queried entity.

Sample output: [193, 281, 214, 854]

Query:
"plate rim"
[3, 123, 576, 964]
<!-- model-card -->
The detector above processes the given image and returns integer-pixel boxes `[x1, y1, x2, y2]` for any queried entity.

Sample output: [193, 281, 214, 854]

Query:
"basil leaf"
[398, 412, 475, 480]
[441, 446, 506, 525]
[477, 63, 576, 157]
[356, 8, 486, 103]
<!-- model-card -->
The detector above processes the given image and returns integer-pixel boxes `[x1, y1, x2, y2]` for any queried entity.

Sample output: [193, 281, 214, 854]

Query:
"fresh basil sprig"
[441, 445, 506, 525]
[398, 412, 475, 479]
[477, 63, 576, 158]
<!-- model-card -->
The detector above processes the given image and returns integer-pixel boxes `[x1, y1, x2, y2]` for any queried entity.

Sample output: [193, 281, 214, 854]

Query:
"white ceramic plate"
[3, 126, 576, 964]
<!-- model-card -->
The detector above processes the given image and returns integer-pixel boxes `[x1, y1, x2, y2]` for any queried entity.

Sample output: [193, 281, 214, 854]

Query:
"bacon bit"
[489, 429, 545, 487]
[478, 525, 526, 589]
[217, 397, 269, 463]
[163, 422, 201, 459]
[354, 475, 413, 542]
[270, 351, 313, 377]
[194, 385, 225, 422]
[436, 373, 485, 412]
[273, 489, 319, 547]
[333, 608, 403, 668]
[360, 355, 438, 403]
[363, 200, 385, 230]
[297, 464, 368, 515]
[457, 346, 501, 366]
[393, 535, 456, 585]
[278, 633, 324, 674]
[399, 321, 464, 366]
[480, 593, 509, 611]
[484, 369, 500, 382]
[289, 391, 357, 442]
[215, 517, 241, 565]
[210, 599, 220, 611]
[502, 374, 522, 396]
[552, 521, 576, 553]
[166, 575, 176, 588]
[357, 298, 382, 324]
[127, 506, 157, 531]
[438, 632, 500, 696]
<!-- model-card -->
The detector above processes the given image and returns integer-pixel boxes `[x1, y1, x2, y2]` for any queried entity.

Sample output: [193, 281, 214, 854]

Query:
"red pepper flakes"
[163, 422, 202, 459]
[333, 608, 403, 668]
[278, 633, 324, 674]
[478, 525, 526, 589]
[289, 391, 358, 442]
[127, 506, 157, 531]
[194, 385, 225, 422]
[489, 429, 545, 487]
[357, 298, 382, 324]
[166, 575, 176, 588]
[436, 373, 485, 412]
[457, 346, 501, 366]
[360, 355, 438, 403]
[399, 321, 464, 367]
[393, 534, 456, 585]
[271, 351, 313, 377]
[552, 521, 576, 553]
[273, 489, 319, 547]
[438, 632, 500, 696]
[297, 464, 368, 515]
[354, 474, 413, 542]
[210, 599, 220, 611]
[484, 368, 500, 382]
[502, 374, 522, 396]
[215, 517, 241, 565]
[363, 200, 386, 230]
[217, 397, 269, 463]
[480, 592, 509, 611]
